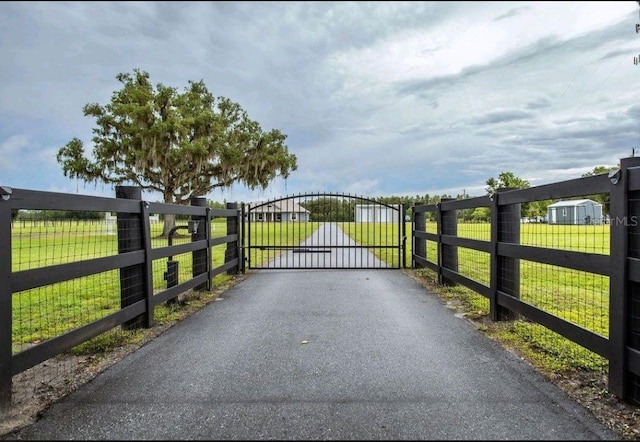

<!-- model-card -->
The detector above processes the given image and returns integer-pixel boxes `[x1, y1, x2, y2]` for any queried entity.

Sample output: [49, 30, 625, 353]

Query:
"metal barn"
[547, 199, 603, 225]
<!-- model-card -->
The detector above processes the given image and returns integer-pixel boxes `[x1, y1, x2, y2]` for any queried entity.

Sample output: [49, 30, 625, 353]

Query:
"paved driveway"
[256, 222, 394, 269]
[3, 267, 618, 440]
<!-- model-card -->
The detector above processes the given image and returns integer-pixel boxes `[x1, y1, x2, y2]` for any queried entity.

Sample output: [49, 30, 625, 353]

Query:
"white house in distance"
[249, 200, 310, 222]
[354, 204, 399, 223]
[547, 199, 603, 225]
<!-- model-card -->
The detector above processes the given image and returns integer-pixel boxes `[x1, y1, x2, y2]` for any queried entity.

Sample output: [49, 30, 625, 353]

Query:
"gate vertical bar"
[402, 204, 407, 268]
[307, 194, 311, 268]
[278, 197, 282, 268]
[339, 194, 342, 268]
[240, 203, 246, 273]
[235, 205, 241, 274]
[354, 196, 365, 262]
[247, 204, 252, 269]
[225, 202, 239, 275]
[0, 187, 12, 411]
[191, 197, 208, 290]
[376, 199, 380, 268]
[338, 194, 341, 267]
[436, 202, 442, 277]
[328, 193, 332, 268]
[413, 206, 426, 269]
[116, 186, 148, 329]
[440, 197, 458, 286]
[397, 204, 400, 268]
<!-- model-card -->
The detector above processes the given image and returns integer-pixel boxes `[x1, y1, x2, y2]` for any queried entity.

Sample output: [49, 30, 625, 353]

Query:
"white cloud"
[0, 135, 30, 171]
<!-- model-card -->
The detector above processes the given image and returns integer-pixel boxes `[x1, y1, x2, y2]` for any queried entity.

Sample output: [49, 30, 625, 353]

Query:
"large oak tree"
[57, 69, 297, 236]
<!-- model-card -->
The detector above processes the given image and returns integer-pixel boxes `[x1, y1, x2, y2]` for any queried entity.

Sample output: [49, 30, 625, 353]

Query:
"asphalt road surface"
[3, 267, 618, 440]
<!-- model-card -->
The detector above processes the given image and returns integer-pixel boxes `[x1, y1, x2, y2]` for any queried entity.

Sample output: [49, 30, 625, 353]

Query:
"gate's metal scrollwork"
[243, 193, 405, 269]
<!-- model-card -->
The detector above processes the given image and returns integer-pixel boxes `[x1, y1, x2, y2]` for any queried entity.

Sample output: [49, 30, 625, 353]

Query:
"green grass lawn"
[340, 221, 405, 267]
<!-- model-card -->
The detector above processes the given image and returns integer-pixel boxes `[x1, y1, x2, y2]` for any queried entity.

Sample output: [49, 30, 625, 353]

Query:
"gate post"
[401, 204, 407, 268]
[609, 156, 640, 403]
[225, 202, 239, 275]
[190, 197, 208, 291]
[240, 203, 246, 274]
[116, 186, 148, 330]
[413, 206, 426, 268]
[490, 188, 521, 321]
[439, 197, 458, 286]
[0, 186, 12, 411]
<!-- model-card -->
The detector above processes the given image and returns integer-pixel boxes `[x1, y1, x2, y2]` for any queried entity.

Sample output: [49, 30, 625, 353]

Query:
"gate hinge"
[0, 186, 12, 201]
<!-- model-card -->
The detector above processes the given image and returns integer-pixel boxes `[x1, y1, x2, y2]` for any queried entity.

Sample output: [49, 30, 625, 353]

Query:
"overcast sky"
[1, 1, 639, 204]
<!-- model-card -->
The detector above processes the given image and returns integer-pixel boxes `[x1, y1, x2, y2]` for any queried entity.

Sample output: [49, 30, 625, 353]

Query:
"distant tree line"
[13, 210, 103, 221]
[299, 195, 460, 222]
[369, 165, 618, 224]
[301, 197, 356, 222]
[11, 201, 231, 223]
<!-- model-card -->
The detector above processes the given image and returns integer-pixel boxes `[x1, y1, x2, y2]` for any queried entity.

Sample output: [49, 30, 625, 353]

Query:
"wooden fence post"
[190, 197, 208, 291]
[116, 186, 148, 330]
[0, 186, 12, 411]
[439, 198, 458, 286]
[225, 202, 239, 275]
[609, 156, 640, 403]
[491, 188, 521, 321]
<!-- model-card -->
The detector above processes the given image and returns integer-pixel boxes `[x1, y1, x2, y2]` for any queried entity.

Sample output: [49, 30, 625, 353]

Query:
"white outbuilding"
[354, 204, 399, 223]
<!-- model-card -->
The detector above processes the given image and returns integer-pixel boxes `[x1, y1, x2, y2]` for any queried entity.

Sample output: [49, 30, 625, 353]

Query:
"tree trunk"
[158, 191, 177, 238]
[160, 213, 175, 238]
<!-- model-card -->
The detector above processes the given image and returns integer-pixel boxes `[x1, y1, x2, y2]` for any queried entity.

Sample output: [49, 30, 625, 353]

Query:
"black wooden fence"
[0, 185, 243, 411]
[412, 156, 640, 405]
[5, 157, 640, 410]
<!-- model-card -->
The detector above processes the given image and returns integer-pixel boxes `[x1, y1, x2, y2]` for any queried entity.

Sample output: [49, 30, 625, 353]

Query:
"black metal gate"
[243, 193, 405, 269]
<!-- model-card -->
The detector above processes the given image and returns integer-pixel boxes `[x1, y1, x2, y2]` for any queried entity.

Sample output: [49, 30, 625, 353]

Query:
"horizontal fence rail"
[0, 186, 242, 410]
[411, 156, 640, 406]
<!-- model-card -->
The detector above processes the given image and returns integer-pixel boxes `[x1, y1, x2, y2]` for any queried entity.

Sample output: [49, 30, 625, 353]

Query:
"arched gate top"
[248, 192, 400, 211]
